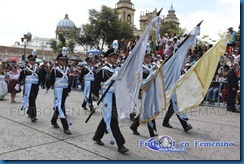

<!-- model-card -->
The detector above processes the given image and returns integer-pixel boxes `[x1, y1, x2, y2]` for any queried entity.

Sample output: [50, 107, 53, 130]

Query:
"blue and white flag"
[115, 9, 163, 120]
[140, 22, 202, 123]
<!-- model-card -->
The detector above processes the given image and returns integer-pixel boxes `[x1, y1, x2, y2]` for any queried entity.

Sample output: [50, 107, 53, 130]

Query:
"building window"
[127, 14, 131, 22]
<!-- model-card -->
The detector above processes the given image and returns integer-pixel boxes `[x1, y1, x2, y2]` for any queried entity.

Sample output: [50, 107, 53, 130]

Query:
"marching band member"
[46, 52, 72, 135]
[130, 53, 158, 137]
[91, 48, 129, 154]
[79, 57, 96, 111]
[18, 50, 42, 122]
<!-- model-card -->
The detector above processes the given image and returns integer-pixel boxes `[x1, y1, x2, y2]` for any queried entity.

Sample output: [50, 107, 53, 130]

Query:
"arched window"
[118, 14, 121, 21]
[127, 14, 131, 22]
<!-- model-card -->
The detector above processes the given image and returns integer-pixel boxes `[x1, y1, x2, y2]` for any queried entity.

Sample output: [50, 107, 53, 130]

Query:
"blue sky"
[0, 0, 240, 46]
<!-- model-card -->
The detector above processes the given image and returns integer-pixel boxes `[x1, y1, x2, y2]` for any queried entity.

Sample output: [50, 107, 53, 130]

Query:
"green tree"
[160, 21, 185, 37]
[77, 5, 134, 50]
[49, 39, 58, 53]
[50, 33, 73, 54]
[57, 42, 64, 54]
[58, 33, 66, 46]
[77, 24, 100, 50]
[67, 38, 75, 54]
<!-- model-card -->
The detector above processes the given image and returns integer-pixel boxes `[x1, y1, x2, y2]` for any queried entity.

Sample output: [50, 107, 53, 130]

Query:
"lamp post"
[40, 42, 45, 60]
[21, 33, 32, 62]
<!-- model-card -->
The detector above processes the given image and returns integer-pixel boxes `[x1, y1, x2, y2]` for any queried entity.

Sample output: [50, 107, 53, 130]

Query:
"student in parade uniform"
[18, 50, 42, 122]
[162, 95, 193, 132]
[162, 68, 193, 132]
[130, 53, 158, 138]
[46, 53, 72, 135]
[91, 48, 129, 154]
[79, 57, 96, 111]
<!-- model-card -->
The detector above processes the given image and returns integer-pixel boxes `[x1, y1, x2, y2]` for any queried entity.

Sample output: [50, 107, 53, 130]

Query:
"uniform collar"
[107, 63, 116, 69]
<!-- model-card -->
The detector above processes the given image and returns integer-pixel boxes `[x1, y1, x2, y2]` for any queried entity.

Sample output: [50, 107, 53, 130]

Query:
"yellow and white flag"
[175, 34, 229, 113]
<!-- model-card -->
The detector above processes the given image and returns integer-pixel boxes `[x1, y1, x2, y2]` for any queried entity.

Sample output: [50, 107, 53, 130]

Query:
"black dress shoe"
[51, 122, 60, 128]
[118, 146, 129, 154]
[130, 127, 140, 135]
[64, 129, 72, 135]
[82, 102, 87, 110]
[163, 123, 173, 128]
[130, 113, 136, 121]
[184, 125, 193, 133]
[31, 118, 38, 122]
[95, 139, 104, 146]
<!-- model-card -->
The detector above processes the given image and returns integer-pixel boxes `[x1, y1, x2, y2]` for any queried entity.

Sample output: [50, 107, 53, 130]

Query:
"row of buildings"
[7, 0, 180, 60]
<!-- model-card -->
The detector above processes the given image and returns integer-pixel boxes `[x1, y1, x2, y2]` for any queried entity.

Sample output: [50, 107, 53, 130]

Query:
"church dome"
[57, 14, 75, 28]
[27, 32, 32, 38]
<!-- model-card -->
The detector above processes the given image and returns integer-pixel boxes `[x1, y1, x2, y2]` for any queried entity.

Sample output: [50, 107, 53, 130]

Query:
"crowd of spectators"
[0, 25, 240, 111]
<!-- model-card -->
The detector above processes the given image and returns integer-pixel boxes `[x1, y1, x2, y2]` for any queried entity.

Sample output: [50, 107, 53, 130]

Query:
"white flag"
[115, 10, 163, 120]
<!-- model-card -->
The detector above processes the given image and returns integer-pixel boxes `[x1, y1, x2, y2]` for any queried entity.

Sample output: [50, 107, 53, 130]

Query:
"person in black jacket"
[91, 48, 129, 154]
[18, 52, 43, 122]
[227, 64, 239, 113]
[46, 53, 72, 134]
[79, 57, 96, 111]
[130, 53, 158, 137]
[162, 68, 193, 132]
[39, 64, 47, 89]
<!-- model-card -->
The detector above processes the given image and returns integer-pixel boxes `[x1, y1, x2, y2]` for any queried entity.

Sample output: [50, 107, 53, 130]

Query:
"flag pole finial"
[197, 20, 204, 26]
[156, 7, 163, 16]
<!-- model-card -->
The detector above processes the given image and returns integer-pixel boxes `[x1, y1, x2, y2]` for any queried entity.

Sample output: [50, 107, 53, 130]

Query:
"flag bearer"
[91, 48, 129, 154]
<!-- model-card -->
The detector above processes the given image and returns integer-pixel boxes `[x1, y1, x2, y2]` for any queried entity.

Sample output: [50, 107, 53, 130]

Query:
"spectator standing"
[227, 64, 239, 113]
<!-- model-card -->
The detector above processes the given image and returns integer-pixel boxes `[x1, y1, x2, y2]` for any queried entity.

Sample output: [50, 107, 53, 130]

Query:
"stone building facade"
[115, 0, 135, 25]
[139, 4, 180, 32]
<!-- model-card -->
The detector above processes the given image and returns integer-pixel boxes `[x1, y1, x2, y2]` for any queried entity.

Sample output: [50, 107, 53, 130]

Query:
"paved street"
[0, 89, 240, 160]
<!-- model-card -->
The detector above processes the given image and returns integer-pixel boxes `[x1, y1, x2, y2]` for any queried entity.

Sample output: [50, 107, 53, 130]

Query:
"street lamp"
[40, 42, 45, 60]
[21, 32, 32, 61]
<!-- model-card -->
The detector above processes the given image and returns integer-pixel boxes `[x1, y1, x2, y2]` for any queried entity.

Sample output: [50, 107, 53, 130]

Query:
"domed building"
[164, 4, 180, 28]
[139, 3, 180, 33]
[56, 14, 77, 39]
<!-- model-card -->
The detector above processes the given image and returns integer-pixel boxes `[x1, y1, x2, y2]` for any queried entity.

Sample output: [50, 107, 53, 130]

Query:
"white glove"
[93, 102, 99, 109]
[112, 71, 119, 80]
[104, 71, 119, 85]
[15, 84, 20, 91]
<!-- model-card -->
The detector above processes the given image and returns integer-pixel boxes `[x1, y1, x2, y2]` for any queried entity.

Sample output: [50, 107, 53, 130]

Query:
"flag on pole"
[140, 21, 202, 123]
[114, 8, 163, 120]
[174, 34, 229, 113]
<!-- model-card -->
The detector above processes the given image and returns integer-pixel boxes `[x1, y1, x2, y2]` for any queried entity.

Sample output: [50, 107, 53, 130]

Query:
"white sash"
[54, 67, 69, 86]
